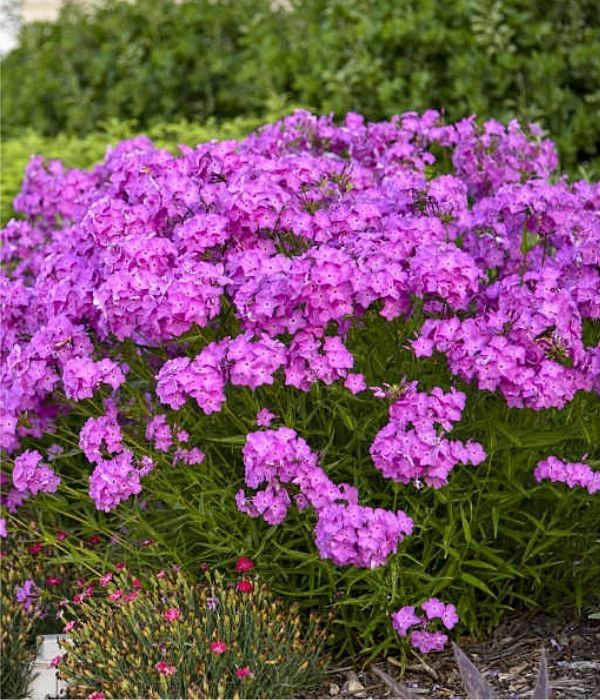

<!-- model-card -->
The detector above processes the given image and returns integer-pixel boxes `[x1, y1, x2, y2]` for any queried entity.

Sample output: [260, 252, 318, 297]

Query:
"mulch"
[316, 612, 600, 699]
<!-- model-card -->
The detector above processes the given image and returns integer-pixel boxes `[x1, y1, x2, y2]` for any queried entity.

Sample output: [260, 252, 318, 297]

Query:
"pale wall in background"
[1, 0, 96, 54]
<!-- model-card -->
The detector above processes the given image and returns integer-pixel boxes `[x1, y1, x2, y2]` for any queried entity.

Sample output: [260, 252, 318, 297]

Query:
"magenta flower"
[236, 580, 254, 594]
[344, 373, 367, 394]
[256, 408, 276, 427]
[534, 456, 600, 495]
[410, 630, 448, 654]
[421, 597, 446, 620]
[210, 640, 228, 655]
[235, 556, 254, 573]
[15, 579, 39, 612]
[163, 607, 181, 622]
[392, 598, 460, 652]
[155, 660, 176, 676]
[439, 604, 458, 630]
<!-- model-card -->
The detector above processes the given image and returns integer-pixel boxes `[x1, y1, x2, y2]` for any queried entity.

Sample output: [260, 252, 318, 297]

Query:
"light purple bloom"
[256, 408, 276, 427]
[12, 450, 60, 495]
[410, 629, 449, 653]
[16, 579, 40, 612]
[391, 606, 422, 636]
[534, 456, 599, 495]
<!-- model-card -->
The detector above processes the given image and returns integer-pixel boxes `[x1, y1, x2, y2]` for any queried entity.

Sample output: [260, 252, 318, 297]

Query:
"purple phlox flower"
[391, 606, 422, 636]
[256, 408, 277, 427]
[12, 450, 61, 495]
[410, 629, 449, 654]
[534, 455, 599, 495]
[16, 579, 40, 612]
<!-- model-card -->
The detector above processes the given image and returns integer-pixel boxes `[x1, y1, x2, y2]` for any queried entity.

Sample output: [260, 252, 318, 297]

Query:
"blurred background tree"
[1, 0, 599, 174]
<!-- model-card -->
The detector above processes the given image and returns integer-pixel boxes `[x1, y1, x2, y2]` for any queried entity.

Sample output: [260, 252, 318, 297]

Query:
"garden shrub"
[1, 111, 599, 658]
[2, 0, 599, 174]
[57, 565, 327, 699]
[0, 0, 286, 138]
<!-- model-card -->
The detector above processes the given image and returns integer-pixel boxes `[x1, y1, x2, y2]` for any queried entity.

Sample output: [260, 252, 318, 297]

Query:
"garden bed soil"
[318, 612, 600, 699]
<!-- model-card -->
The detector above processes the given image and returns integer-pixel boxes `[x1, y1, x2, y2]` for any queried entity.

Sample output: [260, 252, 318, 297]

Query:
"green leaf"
[460, 572, 496, 598]
[460, 506, 472, 544]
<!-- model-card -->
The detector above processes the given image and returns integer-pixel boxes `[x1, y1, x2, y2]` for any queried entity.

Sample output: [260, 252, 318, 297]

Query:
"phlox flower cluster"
[0, 474, 29, 514]
[12, 449, 61, 495]
[79, 402, 124, 463]
[62, 357, 126, 401]
[4, 109, 596, 462]
[77, 401, 154, 511]
[534, 456, 599, 495]
[370, 384, 486, 488]
[146, 414, 173, 452]
[391, 597, 459, 653]
[1, 110, 598, 623]
[88, 450, 154, 512]
[413, 264, 596, 409]
[236, 427, 412, 568]
[145, 413, 205, 466]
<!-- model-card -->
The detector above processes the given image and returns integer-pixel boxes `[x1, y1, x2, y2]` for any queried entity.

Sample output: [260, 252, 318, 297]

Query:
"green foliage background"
[2, 0, 600, 173]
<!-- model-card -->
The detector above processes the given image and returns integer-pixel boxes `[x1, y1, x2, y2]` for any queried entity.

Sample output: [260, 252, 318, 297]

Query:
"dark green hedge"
[2, 0, 599, 172]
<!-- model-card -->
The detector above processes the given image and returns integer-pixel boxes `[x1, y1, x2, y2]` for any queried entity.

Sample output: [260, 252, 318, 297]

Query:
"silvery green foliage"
[532, 648, 550, 700]
[452, 643, 496, 699]
[452, 643, 551, 700]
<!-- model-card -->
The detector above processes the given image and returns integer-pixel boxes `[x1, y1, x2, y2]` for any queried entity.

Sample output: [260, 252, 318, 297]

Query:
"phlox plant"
[1, 110, 599, 658]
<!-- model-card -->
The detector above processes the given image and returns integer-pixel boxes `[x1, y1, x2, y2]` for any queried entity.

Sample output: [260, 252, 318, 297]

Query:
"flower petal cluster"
[371, 384, 486, 488]
[314, 504, 413, 569]
[145, 414, 173, 453]
[534, 456, 599, 495]
[12, 449, 61, 495]
[62, 357, 125, 401]
[79, 402, 124, 463]
[88, 450, 152, 512]
[237, 427, 412, 567]
[391, 597, 459, 653]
